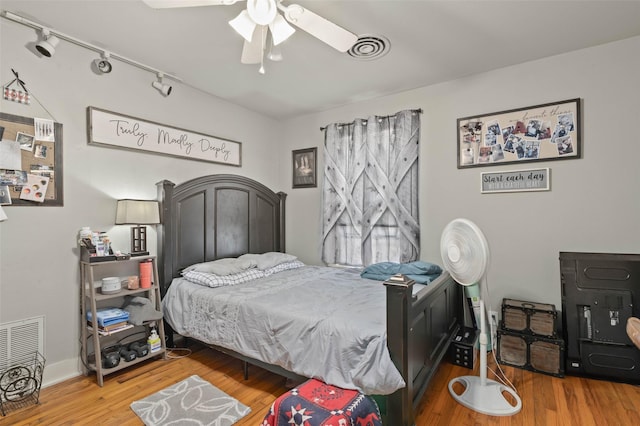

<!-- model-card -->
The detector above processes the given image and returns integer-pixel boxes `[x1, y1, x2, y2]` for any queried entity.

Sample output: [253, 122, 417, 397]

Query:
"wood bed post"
[157, 179, 176, 347]
[156, 179, 175, 297]
[276, 191, 287, 252]
[384, 275, 416, 426]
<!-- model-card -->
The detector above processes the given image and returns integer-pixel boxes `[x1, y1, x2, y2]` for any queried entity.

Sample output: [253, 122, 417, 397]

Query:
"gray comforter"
[162, 265, 406, 395]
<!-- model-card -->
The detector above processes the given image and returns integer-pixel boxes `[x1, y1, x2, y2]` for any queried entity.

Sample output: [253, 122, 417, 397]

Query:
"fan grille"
[440, 219, 489, 286]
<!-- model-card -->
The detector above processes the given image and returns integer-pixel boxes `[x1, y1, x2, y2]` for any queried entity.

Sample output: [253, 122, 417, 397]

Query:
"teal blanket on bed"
[360, 261, 442, 284]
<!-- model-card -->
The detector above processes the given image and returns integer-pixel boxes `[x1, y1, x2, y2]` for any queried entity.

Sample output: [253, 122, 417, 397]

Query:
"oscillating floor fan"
[440, 218, 522, 416]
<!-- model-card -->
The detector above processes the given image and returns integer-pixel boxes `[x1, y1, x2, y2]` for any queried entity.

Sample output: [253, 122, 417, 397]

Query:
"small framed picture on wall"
[292, 147, 317, 188]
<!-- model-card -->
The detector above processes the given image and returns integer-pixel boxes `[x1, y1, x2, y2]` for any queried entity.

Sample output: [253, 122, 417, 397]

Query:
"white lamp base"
[448, 375, 522, 416]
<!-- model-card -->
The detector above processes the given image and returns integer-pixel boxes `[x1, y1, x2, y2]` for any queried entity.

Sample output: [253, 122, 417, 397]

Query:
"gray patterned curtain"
[321, 109, 420, 267]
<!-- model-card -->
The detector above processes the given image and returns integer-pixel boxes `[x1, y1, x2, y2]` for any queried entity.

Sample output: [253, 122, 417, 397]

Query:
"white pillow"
[263, 260, 305, 276]
[183, 269, 265, 288]
[238, 252, 298, 270]
[182, 257, 257, 275]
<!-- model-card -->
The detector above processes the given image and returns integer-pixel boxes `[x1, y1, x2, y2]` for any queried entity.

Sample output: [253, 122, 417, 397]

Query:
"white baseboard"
[41, 357, 82, 388]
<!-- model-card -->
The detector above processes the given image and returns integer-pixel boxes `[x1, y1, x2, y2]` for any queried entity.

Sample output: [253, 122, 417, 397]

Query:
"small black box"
[450, 327, 479, 369]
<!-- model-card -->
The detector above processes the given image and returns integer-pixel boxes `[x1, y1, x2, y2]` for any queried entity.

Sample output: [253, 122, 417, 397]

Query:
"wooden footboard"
[385, 271, 462, 425]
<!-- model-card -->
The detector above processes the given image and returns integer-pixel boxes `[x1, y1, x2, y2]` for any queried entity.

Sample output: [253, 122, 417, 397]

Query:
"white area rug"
[130, 375, 251, 426]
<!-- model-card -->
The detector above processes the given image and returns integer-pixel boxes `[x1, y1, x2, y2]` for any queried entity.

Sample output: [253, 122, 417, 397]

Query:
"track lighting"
[93, 52, 113, 74]
[152, 73, 172, 96]
[1, 11, 182, 95]
[35, 28, 59, 58]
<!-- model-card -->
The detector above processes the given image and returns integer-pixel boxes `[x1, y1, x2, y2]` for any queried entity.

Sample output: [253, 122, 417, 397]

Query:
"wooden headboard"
[156, 174, 287, 295]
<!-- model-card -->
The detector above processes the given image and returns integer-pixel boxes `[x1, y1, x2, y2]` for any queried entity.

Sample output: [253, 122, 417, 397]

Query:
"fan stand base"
[448, 375, 522, 416]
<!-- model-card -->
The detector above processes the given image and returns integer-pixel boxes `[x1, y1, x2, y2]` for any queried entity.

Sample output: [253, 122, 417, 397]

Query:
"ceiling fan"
[142, 0, 358, 73]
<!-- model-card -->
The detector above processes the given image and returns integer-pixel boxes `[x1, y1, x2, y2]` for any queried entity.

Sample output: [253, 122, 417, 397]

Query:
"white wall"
[0, 21, 282, 385]
[282, 36, 640, 319]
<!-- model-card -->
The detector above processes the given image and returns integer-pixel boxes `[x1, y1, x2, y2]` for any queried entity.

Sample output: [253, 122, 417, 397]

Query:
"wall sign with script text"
[87, 107, 241, 166]
[458, 98, 580, 168]
[481, 168, 550, 194]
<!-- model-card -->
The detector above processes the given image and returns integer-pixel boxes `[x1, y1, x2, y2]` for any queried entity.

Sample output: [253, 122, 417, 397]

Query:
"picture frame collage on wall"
[457, 98, 581, 169]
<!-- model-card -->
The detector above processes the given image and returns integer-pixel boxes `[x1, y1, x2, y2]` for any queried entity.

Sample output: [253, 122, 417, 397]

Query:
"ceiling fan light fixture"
[269, 14, 295, 46]
[229, 10, 256, 42]
[247, 0, 277, 25]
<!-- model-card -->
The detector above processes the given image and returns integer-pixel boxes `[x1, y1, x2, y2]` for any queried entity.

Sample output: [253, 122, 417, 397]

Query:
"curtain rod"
[319, 108, 422, 131]
[1, 10, 182, 82]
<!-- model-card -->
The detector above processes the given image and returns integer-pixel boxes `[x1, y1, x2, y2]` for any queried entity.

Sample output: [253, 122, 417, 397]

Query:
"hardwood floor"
[1, 344, 639, 425]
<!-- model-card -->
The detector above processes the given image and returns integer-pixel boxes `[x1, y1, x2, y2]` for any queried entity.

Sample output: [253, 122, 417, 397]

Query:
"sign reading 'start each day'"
[481, 168, 550, 193]
[87, 107, 242, 166]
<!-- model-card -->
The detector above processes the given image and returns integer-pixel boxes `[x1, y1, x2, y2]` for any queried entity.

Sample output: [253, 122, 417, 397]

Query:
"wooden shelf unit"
[80, 255, 166, 386]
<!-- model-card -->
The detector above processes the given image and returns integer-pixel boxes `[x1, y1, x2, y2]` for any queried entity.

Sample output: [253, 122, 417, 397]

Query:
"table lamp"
[115, 199, 160, 256]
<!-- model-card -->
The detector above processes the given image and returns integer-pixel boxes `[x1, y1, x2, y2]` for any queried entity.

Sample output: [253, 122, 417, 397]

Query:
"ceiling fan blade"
[240, 26, 266, 64]
[281, 4, 358, 52]
[141, 0, 242, 9]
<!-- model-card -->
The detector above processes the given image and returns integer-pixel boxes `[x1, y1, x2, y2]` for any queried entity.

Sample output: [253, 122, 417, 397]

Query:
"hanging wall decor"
[481, 167, 550, 194]
[0, 112, 64, 206]
[292, 147, 317, 188]
[457, 98, 581, 168]
[87, 107, 242, 166]
[3, 69, 30, 104]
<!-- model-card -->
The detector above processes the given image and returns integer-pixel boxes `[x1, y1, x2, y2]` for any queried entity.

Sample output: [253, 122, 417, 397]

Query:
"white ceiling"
[2, 1, 640, 119]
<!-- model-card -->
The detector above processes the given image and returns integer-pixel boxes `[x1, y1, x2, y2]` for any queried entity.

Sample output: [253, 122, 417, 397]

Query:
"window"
[321, 109, 421, 267]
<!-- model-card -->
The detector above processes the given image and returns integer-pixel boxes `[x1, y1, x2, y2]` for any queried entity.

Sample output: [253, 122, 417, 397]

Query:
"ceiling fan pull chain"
[259, 26, 267, 74]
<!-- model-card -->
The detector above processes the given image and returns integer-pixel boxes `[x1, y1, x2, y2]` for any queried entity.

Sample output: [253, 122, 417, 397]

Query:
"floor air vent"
[0, 316, 44, 365]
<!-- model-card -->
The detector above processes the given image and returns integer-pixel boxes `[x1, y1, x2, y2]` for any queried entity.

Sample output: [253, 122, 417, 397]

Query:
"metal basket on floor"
[0, 351, 46, 416]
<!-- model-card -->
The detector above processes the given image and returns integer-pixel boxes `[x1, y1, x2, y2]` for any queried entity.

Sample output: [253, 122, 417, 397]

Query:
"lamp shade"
[269, 14, 295, 46]
[115, 199, 160, 225]
[229, 10, 257, 42]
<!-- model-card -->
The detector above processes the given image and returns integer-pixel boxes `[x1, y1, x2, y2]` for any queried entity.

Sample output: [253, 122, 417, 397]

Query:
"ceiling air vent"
[347, 35, 390, 60]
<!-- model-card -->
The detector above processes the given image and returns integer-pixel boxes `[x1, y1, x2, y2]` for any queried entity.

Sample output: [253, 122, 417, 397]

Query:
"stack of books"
[86, 308, 132, 335]
[87, 320, 133, 335]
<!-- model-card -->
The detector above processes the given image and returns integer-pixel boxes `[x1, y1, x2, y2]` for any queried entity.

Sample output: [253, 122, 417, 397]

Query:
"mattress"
[162, 265, 406, 395]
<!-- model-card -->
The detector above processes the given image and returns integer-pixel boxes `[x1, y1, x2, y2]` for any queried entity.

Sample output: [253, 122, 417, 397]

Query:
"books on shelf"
[87, 321, 134, 336]
[97, 321, 128, 331]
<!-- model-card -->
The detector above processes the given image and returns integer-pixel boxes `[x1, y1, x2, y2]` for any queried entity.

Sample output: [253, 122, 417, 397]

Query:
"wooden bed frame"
[156, 174, 462, 425]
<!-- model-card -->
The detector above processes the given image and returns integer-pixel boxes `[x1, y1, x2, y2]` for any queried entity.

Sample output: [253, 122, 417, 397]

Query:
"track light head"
[94, 58, 113, 73]
[152, 74, 172, 96]
[152, 81, 172, 96]
[35, 29, 59, 57]
[93, 52, 113, 74]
